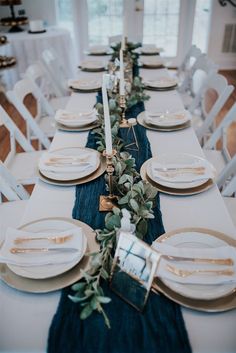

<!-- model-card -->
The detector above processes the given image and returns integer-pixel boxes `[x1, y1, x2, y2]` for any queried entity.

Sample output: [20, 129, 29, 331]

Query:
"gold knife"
[10, 247, 78, 254]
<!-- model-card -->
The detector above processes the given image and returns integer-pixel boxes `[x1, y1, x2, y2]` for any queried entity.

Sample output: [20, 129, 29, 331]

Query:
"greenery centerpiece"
[69, 43, 156, 327]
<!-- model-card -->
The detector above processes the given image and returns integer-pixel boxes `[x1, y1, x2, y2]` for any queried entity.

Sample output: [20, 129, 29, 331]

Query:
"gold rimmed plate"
[140, 159, 214, 196]
[152, 227, 236, 312]
[0, 217, 99, 293]
[137, 112, 191, 132]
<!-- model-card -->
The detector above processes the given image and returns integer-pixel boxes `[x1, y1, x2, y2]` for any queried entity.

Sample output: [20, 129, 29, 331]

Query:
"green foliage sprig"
[110, 41, 141, 67]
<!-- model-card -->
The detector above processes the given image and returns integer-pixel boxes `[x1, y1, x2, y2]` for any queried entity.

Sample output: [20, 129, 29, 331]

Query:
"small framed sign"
[110, 232, 160, 311]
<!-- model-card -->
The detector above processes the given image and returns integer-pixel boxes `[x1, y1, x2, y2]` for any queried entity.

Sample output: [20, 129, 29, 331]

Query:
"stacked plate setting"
[139, 45, 163, 55]
[68, 78, 102, 92]
[140, 56, 165, 69]
[55, 109, 99, 131]
[143, 76, 178, 91]
[0, 218, 99, 293]
[38, 147, 104, 186]
[137, 109, 191, 131]
[87, 45, 112, 56]
[79, 60, 107, 72]
[152, 228, 236, 312]
[141, 153, 216, 195]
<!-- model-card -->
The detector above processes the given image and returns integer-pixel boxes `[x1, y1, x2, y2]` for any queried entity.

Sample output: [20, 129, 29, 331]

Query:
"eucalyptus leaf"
[80, 304, 94, 320]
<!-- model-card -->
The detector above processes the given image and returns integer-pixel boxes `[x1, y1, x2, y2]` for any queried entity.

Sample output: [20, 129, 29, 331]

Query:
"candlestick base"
[119, 118, 129, 128]
[99, 195, 118, 212]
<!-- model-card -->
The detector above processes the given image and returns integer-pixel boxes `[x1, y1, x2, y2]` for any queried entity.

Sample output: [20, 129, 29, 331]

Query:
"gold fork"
[14, 234, 72, 245]
[166, 264, 234, 278]
[160, 171, 205, 178]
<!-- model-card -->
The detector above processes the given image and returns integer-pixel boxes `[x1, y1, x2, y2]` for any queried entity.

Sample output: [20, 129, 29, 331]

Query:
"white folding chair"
[41, 48, 70, 97]
[0, 161, 29, 236]
[178, 54, 218, 108]
[0, 105, 44, 185]
[24, 62, 69, 112]
[192, 73, 234, 142]
[217, 156, 236, 228]
[6, 78, 54, 149]
[177, 45, 202, 80]
[203, 102, 236, 177]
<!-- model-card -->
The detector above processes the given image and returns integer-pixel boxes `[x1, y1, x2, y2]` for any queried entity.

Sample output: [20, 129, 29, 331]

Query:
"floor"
[0, 70, 236, 188]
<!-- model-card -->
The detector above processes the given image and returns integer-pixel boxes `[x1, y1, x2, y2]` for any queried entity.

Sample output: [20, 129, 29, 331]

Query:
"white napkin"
[39, 151, 98, 174]
[152, 242, 236, 285]
[151, 161, 214, 183]
[0, 227, 85, 266]
[55, 109, 97, 127]
[144, 77, 177, 88]
[68, 79, 101, 90]
[145, 110, 189, 127]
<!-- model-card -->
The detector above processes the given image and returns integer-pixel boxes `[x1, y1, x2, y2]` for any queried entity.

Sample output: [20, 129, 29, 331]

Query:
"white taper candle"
[102, 74, 112, 155]
[119, 49, 125, 96]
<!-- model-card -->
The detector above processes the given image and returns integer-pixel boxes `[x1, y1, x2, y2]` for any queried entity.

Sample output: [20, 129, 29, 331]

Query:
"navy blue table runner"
[47, 102, 191, 353]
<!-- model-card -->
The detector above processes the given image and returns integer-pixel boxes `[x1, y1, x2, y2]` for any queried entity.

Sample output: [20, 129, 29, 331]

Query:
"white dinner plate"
[80, 60, 106, 71]
[68, 78, 101, 91]
[147, 153, 216, 189]
[38, 147, 100, 182]
[155, 230, 236, 300]
[8, 218, 87, 279]
[144, 110, 191, 128]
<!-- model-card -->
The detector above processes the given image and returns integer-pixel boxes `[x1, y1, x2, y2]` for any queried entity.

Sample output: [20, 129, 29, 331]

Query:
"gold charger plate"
[56, 121, 100, 132]
[0, 217, 99, 293]
[144, 84, 178, 91]
[140, 159, 214, 196]
[69, 86, 101, 93]
[137, 112, 191, 132]
[38, 154, 106, 186]
[152, 227, 236, 312]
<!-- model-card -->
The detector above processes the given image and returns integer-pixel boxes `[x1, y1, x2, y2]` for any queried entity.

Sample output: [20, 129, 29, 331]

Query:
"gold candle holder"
[119, 94, 129, 128]
[99, 149, 118, 212]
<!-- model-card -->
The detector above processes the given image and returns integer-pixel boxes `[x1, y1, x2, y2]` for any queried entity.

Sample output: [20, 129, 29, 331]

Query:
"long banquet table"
[0, 68, 236, 353]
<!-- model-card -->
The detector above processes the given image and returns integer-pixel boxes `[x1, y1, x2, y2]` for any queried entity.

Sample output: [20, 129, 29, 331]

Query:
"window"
[142, 0, 180, 57]
[192, 0, 212, 53]
[87, 0, 123, 45]
[57, 0, 74, 35]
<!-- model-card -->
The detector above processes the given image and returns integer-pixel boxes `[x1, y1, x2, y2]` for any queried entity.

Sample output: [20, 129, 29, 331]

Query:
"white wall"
[207, 1, 236, 70]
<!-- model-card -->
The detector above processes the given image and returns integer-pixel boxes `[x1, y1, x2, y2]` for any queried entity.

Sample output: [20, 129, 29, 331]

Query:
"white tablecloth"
[0, 27, 76, 90]
[0, 69, 236, 353]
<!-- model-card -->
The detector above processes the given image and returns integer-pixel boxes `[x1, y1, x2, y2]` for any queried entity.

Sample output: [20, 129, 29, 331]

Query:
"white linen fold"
[150, 161, 214, 183]
[0, 227, 85, 266]
[152, 242, 236, 285]
[38, 150, 98, 174]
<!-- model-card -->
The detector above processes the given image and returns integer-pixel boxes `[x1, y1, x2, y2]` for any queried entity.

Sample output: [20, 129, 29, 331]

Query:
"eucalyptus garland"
[69, 50, 157, 327]
[110, 41, 141, 67]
